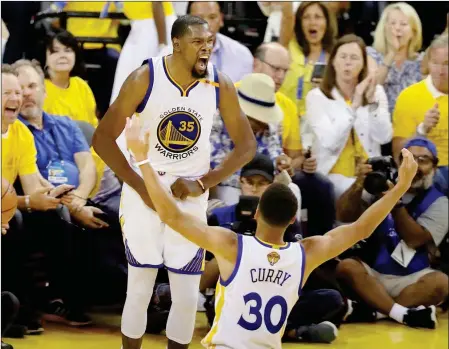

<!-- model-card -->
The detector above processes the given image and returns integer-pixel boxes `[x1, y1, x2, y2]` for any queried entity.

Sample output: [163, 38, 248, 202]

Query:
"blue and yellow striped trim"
[254, 236, 290, 250]
[163, 56, 200, 97]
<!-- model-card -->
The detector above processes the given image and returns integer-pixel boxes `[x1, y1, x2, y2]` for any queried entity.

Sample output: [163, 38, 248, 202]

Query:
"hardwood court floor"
[7, 311, 448, 349]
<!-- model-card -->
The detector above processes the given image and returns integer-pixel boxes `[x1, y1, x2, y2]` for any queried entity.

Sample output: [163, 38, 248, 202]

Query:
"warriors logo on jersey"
[157, 110, 201, 154]
[267, 251, 280, 266]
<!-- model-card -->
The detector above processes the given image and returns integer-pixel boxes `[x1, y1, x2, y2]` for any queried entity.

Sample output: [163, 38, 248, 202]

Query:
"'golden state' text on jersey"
[202, 234, 306, 349]
[121, 55, 219, 178]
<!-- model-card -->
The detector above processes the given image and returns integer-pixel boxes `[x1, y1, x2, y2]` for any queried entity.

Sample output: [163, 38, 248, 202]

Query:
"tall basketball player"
[92, 15, 256, 349]
[124, 115, 436, 349]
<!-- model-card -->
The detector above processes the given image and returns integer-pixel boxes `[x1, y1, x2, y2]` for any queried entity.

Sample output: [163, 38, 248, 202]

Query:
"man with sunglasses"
[335, 136, 448, 329]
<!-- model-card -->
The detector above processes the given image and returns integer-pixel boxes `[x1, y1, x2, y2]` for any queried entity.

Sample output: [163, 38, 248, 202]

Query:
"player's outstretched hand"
[397, 148, 418, 190]
[125, 115, 150, 158]
[171, 178, 204, 200]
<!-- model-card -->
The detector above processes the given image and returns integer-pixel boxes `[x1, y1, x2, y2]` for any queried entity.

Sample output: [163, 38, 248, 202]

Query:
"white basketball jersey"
[202, 235, 306, 349]
[120, 55, 219, 178]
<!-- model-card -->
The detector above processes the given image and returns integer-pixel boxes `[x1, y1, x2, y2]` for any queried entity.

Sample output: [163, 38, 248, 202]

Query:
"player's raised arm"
[199, 72, 257, 190]
[125, 115, 238, 263]
[92, 65, 154, 210]
[302, 149, 418, 279]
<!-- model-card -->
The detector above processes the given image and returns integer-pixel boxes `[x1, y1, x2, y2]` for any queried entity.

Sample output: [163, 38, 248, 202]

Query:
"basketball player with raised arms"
[92, 15, 256, 349]
[124, 115, 425, 349]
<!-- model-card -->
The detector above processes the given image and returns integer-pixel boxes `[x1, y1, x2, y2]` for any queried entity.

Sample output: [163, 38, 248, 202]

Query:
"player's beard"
[192, 65, 208, 79]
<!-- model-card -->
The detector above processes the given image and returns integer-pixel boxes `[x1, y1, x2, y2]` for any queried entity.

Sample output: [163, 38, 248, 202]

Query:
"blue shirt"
[19, 112, 90, 187]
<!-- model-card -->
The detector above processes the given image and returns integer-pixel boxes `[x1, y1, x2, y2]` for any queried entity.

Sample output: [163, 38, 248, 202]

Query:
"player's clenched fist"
[170, 178, 204, 200]
[423, 103, 440, 134]
[397, 148, 418, 189]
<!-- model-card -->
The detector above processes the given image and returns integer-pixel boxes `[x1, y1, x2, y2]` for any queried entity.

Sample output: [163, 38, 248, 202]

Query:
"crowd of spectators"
[1, 1, 448, 348]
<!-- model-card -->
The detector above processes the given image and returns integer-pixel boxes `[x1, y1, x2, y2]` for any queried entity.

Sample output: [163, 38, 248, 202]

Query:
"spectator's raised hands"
[386, 26, 401, 54]
[276, 153, 294, 176]
[397, 148, 418, 189]
[353, 75, 376, 109]
[423, 103, 440, 134]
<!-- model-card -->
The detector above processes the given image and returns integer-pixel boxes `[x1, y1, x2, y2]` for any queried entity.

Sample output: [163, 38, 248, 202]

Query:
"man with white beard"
[335, 136, 448, 329]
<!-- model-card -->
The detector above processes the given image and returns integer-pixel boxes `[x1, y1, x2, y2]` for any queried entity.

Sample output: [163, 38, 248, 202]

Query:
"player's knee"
[336, 258, 366, 280]
[125, 288, 153, 308]
[171, 287, 199, 309]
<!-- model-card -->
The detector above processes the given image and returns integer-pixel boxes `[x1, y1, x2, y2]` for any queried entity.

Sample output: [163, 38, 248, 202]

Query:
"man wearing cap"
[211, 72, 335, 236]
[335, 136, 448, 329]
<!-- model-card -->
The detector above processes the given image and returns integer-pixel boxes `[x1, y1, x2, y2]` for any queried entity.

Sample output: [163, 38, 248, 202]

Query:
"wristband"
[135, 159, 150, 167]
[196, 179, 206, 193]
[25, 195, 32, 213]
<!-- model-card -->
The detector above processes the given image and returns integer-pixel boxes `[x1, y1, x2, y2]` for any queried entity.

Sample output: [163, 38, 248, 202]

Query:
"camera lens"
[364, 172, 390, 195]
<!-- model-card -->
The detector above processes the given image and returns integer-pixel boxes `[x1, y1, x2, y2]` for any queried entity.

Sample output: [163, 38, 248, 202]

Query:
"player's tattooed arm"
[125, 116, 239, 264]
[92, 65, 155, 210]
[199, 71, 257, 191]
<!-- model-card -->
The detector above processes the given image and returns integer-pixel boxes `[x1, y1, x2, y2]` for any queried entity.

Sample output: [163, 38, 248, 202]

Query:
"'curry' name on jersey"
[250, 268, 292, 286]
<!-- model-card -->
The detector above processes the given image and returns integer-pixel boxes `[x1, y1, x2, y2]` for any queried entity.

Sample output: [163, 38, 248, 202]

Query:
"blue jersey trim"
[220, 234, 243, 286]
[136, 58, 154, 113]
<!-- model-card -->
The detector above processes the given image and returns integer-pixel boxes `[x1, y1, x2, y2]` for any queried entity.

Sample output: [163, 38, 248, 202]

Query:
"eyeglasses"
[259, 59, 289, 75]
[400, 155, 435, 166]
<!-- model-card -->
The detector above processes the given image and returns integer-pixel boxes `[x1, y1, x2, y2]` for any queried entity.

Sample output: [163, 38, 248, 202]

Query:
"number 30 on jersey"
[238, 292, 288, 334]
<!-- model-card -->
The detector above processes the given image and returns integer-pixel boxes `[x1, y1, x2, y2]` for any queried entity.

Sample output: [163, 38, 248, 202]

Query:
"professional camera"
[363, 156, 398, 195]
[231, 196, 259, 236]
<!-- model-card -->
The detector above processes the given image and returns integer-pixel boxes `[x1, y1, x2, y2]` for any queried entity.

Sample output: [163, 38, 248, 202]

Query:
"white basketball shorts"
[119, 173, 208, 274]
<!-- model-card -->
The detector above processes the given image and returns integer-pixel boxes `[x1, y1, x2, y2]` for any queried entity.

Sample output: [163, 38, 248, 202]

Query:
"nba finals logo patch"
[156, 110, 201, 160]
[267, 252, 280, 266]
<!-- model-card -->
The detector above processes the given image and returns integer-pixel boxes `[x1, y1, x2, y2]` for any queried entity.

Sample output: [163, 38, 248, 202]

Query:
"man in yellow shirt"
[393, 34, 448, 194]
[1, 64, 83, 334]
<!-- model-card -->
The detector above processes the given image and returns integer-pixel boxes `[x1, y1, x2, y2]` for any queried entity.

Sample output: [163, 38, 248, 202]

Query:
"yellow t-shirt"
[1, 120, 38, 184]
[43, 77, 105, 197]
[279, 39, 316, 117]
[63, 1, 121, 51]
[235, 81, 302, 151]
[393, 79, 448, 166]
[330, 101, 368, 177]
[123, 2, 175, 20]
[43, 77, 98, 128]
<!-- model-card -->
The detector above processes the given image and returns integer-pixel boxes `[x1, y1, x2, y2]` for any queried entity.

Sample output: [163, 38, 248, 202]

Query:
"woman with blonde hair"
[367, 2, 424, 114]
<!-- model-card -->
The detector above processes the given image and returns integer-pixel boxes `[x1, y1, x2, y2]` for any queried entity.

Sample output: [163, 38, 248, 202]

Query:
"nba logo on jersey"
[267, 251, 280, 266]
[156, 109, 201, 158]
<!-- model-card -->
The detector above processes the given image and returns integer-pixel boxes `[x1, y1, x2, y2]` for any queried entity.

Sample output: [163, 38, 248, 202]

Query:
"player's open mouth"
[197, 55, 209, 70]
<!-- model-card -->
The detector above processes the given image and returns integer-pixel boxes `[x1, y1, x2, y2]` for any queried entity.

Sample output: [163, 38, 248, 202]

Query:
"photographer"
[204, 154, 344, 344]
[336, 137, 448, 328]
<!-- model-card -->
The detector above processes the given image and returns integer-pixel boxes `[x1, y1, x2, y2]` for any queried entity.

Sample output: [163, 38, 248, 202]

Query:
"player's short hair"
[171, 14, 208, 40]
[259, 183, 298, 228]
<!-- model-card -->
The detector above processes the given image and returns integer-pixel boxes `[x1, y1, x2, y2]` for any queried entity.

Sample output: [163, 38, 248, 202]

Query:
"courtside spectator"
[49, 1, 121, 116]
[392, 34, 448, 194]
[210, 74, 289, 203]
[42, 31, 122, 212]
[1, 64, 83, 334]
[305, 34, 392, 198]
[250, 42, 336, 236]
[336, 137, 448, 329]
[368, 2, 424, 114]
[279, 1, 336, 117]
[43, 30, 97, 127]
